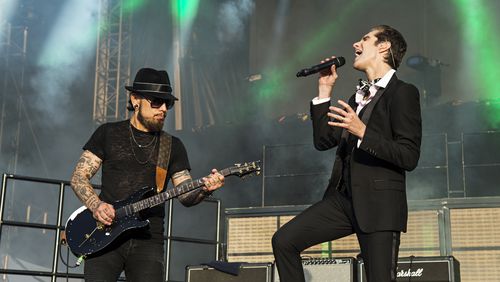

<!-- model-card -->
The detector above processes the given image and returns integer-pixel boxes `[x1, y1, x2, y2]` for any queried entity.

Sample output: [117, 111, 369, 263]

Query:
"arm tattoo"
[171, 169, 191, 187]
[173, 170, 207, 207]
[71, 150, 103, 212]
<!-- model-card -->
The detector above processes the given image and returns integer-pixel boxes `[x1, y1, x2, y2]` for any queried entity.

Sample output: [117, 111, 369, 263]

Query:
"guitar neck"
[119, 168, 232, 215]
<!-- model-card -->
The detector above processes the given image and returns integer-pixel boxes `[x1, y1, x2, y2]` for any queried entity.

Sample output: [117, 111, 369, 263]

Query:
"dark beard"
[137, 112, 164, 132]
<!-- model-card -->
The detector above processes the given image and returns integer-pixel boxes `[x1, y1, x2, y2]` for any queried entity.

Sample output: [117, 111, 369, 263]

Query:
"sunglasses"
[144, 96, 175, 110]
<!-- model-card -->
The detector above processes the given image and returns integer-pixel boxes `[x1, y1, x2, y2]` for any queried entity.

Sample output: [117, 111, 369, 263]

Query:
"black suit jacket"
[311, 75, 422, 233]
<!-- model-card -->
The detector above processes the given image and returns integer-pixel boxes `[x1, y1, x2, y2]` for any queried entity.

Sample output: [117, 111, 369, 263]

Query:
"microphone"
[296, 56, 346, 77]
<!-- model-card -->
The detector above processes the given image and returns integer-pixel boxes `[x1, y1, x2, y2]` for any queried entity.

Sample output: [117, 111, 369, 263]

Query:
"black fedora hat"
[125, 68, 178, 101]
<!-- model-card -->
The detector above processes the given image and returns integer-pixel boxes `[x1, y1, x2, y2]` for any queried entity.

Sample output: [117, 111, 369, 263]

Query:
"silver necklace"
[129, 123, 157, 148]
[129, 123, 158, 164]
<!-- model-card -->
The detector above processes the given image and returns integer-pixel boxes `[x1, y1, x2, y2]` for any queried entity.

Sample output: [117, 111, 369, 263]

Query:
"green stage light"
[453, 0, 500, 99]
[171, 0, 200, 24]
[253, 0, 362, 103]
[453, 0, 500, 128]
[122, 0, 145, 13]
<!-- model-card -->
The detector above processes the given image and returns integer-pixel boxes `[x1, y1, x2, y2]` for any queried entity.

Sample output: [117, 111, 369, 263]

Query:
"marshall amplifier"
[186, 263, 272, 282]
[358, 256, 460, 282]
[274, 257, 357, 282]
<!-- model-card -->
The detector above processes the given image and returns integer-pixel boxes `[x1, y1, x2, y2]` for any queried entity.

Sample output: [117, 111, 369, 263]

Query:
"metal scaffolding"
[93, 0, 132, 125]
[0, 23, 28, 174]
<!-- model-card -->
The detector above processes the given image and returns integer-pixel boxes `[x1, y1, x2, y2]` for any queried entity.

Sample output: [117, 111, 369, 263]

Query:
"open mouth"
[355, 50, 362, 57]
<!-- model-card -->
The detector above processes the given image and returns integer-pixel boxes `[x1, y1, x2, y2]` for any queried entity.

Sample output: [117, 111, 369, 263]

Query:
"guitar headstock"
[229, 161, 261, 179]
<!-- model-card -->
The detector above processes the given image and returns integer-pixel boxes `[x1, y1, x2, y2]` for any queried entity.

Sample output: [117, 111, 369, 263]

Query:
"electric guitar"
[65, 161, 260, 258]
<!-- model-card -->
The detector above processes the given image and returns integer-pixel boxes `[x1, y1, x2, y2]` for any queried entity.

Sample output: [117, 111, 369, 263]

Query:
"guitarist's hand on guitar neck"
[92, 201, 115, 226]
[90, 169, 223, 226]
[201, 169, 225, 193]
[65, 161, 260, 257]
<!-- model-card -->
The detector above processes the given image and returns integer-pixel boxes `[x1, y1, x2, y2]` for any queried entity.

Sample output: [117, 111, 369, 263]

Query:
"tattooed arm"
[172, 170, 205, 207]
[70, 150, 114, 225]
[173, 169, 225, 207]
[71, 150, 102, 210]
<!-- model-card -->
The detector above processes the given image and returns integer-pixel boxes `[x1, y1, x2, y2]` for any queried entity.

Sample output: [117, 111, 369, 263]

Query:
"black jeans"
[272, 189, 400, 282]
[84, 237, 164, 282]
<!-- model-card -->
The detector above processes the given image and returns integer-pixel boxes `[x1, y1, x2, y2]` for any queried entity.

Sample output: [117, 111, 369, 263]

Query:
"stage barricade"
[0, 173, 220, 282]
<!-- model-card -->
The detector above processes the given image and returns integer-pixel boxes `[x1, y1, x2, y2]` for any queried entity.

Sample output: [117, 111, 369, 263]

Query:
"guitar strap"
[156, 131, 172, 193]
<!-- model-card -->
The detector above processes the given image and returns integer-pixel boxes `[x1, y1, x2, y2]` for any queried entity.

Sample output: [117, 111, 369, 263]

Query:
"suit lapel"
[360, 75, 398, 125]
[339, 75, 399, 143]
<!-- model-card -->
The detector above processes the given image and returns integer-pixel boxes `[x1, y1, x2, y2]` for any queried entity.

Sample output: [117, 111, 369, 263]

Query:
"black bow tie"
[358, 78, 381, 97]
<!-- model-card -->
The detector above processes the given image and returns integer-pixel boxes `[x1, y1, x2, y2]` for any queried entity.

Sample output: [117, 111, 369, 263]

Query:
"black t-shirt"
[83, 120, 190, 237]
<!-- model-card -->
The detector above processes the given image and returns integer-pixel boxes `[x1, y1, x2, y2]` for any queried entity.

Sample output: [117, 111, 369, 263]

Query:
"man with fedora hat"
[70, 67, 225, 281]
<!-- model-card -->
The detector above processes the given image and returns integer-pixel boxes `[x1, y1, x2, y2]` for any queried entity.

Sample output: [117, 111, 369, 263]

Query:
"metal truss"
[0, 23, 28, 174]
[93, 0, 132, 125]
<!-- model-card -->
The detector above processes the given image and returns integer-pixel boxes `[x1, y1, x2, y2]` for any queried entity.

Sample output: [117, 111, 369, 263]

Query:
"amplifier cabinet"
[358, 256, 460, 282]
[274, 257, 357, 282]
[186, 263, 272, 282]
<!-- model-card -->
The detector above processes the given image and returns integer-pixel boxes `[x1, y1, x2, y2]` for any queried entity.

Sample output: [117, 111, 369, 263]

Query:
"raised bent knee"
[272, 228, 297, 253]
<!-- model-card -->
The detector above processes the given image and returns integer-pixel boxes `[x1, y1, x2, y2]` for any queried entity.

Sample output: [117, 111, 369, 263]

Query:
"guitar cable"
[58, 237, 81, 269]
[58, 240, 88, 282]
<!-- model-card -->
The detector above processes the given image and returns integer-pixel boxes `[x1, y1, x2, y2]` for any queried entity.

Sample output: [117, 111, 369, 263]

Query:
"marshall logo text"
[397, 268, 424, 278]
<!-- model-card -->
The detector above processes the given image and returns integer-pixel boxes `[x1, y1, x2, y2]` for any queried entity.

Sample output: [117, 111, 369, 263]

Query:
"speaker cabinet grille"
[274, 258, 356, 282]
[227, 210, 440, 262]
[227, 217, 277, 262]
[226, 204, 500, 280]
[450, 207, 500, 282]
[400, 210, 440, 257]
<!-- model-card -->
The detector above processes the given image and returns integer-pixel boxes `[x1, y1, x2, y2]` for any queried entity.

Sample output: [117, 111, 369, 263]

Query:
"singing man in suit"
[272, 25, 422, 282]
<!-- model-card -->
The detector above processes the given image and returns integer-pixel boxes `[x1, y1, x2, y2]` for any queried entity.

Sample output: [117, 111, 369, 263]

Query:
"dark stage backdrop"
[0, 0, 499, 212]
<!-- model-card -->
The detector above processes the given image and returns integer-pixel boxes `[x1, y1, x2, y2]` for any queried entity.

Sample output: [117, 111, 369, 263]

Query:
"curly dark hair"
[372, 25, 407, 69]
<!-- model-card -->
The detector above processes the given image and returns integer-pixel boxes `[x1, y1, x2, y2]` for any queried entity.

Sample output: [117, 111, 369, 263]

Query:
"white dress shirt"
[311, 69, 396, 147]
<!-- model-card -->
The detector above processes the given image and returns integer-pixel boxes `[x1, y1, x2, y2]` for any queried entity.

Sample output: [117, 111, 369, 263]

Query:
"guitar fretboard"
[115, 168, 232, 218]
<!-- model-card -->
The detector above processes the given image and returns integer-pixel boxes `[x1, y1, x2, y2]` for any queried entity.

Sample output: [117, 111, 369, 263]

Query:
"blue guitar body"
[65, 187, 154, 257]
[64, 162, 260, 258]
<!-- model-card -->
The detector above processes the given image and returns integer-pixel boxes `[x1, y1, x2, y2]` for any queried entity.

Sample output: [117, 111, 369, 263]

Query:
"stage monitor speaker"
[186, 263, 272, 282]
[358, 256, 460, 282]
[274, 257, 357, 282]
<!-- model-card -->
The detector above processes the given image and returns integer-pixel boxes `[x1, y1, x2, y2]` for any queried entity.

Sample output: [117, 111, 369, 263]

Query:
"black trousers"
[272, 189, 400, 282]
[84, 237, 164, 282]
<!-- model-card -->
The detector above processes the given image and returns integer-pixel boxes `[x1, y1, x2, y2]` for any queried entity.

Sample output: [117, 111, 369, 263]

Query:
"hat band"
[133, 82, 172, 93]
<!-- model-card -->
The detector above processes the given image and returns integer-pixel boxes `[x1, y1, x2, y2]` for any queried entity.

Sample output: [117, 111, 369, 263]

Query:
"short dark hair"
[372, 25, 407, 69]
